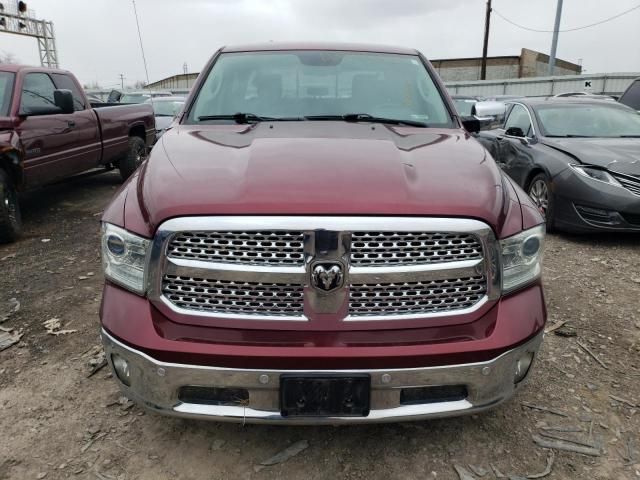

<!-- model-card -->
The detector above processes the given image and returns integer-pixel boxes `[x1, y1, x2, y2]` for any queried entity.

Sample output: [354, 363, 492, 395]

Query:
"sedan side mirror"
[505, 126, 525, 138]
[54, 89, 75, 114]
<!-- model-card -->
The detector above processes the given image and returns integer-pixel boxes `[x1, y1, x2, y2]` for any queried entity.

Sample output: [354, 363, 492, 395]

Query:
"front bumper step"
[101, 329, 543, 424]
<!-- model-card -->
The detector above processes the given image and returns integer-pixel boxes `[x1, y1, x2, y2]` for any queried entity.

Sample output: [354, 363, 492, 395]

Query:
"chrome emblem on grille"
[311, 263, 344, 293]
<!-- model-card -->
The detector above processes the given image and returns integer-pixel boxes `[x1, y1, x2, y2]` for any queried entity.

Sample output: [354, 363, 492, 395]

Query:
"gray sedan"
[477, 98, 640, 232]
[145, 96, 185, 140]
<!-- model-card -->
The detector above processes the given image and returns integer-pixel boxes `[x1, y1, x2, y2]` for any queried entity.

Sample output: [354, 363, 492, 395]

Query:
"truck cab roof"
[220, 42, 418, 55]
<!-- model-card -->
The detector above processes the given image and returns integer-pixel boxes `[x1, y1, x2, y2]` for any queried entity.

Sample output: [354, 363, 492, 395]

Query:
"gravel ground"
[0, 171, 639, 480]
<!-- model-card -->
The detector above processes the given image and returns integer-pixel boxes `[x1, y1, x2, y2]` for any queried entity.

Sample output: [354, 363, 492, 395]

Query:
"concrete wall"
[146, 73, 199, 90]
[431, 48, 581, 82]
[520, 48, 580, 77]
[431, 56, 520, 81]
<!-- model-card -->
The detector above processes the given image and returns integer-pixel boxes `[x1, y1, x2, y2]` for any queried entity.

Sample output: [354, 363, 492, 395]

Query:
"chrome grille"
[162, 275, 304, 317]
[349, 276, 486, 317]
[612, 173, 640, 196]
[153, 217, 497, 322]
[167, 231, 305, 266]
[350, 232, 483, 266]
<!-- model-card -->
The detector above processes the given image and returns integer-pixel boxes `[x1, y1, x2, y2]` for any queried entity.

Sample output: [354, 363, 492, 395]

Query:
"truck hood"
[137, 122, 511, 234]
[542, 137, 640, 176]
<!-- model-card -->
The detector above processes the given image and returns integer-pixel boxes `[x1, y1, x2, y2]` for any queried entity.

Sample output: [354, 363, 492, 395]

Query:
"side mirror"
[54, 89, 75, 114]
[461, 116, 480, 133]
[505, 126, 525, 138]
[473, 101, 506, 118]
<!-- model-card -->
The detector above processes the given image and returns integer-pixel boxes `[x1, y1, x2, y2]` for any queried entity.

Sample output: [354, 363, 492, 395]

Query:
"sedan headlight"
[570, 164, 622, 187]
[500, 224, 545, 293]
[101, 223, 150, 294]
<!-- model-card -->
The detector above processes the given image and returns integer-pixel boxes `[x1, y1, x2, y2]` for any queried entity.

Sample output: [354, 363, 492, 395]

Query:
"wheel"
[0, 169, 22, 243]
[528, 172, 555, 230]
[119, 136, 148, 181]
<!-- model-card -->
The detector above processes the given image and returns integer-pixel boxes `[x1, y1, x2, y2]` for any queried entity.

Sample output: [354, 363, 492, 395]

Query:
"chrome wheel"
[529, 179, 549, 217]
[134, 144, 147, 168]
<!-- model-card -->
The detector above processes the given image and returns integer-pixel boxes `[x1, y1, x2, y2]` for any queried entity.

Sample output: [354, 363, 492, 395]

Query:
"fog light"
[514, 352, 534, 384]
[112, 354, 131, 386]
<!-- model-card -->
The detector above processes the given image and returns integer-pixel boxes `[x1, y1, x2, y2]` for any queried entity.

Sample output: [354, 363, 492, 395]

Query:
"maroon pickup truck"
[0, 65, 154, 242]
[100, 43, 547, 424]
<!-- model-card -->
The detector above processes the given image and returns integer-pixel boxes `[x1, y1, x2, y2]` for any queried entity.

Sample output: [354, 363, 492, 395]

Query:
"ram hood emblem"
[311, 262, 345, 293]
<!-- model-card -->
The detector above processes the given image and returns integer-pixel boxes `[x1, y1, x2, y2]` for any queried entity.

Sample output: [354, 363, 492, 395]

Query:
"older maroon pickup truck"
[100, 43, 547, 424]
[0, 65, 154, 242]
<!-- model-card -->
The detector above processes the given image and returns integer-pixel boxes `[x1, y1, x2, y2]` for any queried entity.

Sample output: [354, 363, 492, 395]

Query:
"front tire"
[119, 136, 148, 181]
[528, 172, 555, 231]
[0, 169, 22, 243]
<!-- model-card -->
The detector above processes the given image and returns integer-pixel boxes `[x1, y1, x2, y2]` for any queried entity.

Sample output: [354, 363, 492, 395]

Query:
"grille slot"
[163, 275, 304, 317]
[167, 231, 305, 266]
[350, 232, 482, 266]
[349, 276, 486, 317]
[612, 173, 640, 196]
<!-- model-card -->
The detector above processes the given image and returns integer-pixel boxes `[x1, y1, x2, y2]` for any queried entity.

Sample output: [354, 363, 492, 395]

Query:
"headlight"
[500, 224, 545, 293]
[570, 164, 621, 187]
[101, 223, 150, 294]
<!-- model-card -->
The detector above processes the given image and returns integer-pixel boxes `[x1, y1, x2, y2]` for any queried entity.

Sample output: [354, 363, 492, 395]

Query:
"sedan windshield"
[0, 72, 15, 117]
[121, 93, 151, 104]
[187, 51, 454, 127]
[149, 100, 184, 116]
[536, 103, 640, 138]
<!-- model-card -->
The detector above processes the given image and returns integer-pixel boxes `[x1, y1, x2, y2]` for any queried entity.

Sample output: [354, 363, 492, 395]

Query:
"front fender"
[0, 130, 24, 188]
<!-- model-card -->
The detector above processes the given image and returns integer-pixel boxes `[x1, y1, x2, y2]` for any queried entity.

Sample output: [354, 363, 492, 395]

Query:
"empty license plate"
[280, 375, 370, 417]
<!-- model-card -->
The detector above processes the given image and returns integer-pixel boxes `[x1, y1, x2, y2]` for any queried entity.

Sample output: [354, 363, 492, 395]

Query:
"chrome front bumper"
[102, 329, 543, 425]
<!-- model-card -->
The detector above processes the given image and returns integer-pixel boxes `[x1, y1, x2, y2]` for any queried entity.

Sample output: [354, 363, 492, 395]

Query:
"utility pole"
[548, 0, 563, 76]
[119, 74, 125, 89]
[480, 0, 492, 80]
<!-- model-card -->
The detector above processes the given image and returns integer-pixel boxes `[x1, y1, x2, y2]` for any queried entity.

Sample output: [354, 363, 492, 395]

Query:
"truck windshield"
[0, 72, 15, 117]
[187, 51, 454, 127]
[536, 103, 640, 138]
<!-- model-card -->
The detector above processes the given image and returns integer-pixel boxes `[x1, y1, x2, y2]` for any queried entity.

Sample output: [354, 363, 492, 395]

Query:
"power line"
[493, 2, 640, 33]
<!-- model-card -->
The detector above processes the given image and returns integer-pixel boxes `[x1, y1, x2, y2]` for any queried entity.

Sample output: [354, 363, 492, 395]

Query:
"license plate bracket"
[280, 375, 371, 417]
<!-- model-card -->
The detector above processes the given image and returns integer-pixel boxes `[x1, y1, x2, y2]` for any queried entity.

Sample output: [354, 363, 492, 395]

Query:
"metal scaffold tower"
[0, 1, 59, 68]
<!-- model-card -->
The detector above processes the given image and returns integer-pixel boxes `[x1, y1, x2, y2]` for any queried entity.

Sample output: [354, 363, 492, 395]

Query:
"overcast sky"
[3, 0, 640, 87]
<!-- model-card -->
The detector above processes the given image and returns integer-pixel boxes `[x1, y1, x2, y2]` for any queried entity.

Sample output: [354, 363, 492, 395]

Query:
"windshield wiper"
[197, 113, 272, 123]
[620, 134, 640, 138]
[305, 113, 428, 128]
[197, 113, 304, 124]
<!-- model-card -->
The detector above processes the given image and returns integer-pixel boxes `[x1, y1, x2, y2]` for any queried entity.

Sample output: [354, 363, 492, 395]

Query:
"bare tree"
[86, 81, 102, 90]
[133, 80, 147, 89]
[0, 51, 19, 64]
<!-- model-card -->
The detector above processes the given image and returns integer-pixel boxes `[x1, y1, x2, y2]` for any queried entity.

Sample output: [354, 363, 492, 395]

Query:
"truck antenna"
[132, 0, 152, 95]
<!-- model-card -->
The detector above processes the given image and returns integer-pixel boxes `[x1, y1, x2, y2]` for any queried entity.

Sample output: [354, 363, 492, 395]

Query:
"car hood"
[542, 137, 640, 176]
[137, 122, 512, 234]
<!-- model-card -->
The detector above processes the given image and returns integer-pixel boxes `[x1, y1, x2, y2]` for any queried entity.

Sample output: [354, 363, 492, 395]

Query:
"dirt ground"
[0, 171, 639, 480]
